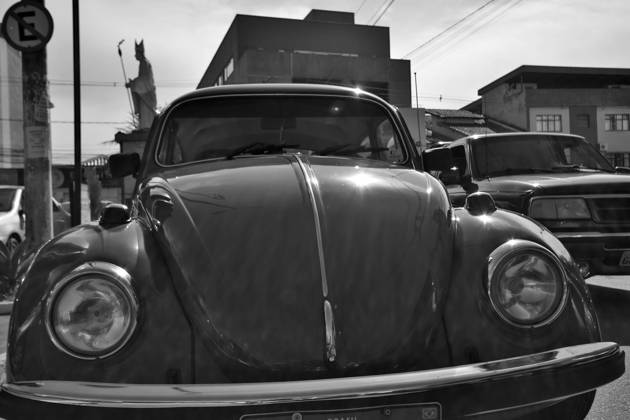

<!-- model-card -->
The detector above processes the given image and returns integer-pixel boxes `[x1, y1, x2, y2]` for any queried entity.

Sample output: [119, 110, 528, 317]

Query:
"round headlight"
[46, 262, 138, 359]
[488, 240, 567, 327]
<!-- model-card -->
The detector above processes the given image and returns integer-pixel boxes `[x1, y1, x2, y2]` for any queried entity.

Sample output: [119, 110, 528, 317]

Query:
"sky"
[2, 0, 630, 164]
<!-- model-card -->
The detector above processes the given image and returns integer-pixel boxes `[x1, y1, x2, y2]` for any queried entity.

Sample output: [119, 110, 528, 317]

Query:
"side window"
[375, 120, 404, 163]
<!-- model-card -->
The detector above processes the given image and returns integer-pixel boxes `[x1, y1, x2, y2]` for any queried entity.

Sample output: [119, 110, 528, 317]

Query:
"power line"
[409, 0, 524, 65]
[0, 117, 128, 125]
[0, 78, 195, 88]
[356, 0, 369, 13]
[367, 0, 396, 25]
[403, 0, 500, 58]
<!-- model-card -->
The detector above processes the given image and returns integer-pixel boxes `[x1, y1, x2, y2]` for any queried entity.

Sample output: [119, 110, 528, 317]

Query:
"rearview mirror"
[422, 147, 453, 172]
[109, 153, 140, 178]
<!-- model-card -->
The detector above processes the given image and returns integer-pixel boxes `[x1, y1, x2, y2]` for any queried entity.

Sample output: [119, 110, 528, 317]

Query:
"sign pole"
[72, 0, 81, 226]
[1, 0, 56, 249]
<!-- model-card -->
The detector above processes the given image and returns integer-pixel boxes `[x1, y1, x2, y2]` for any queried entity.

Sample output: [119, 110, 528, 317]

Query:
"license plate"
[241, 403, 442, 420]
[620, 250, 630, 266]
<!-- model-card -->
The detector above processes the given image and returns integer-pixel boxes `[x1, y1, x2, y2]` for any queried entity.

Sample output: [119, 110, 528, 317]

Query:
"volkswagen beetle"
[0, 84, 624, 419]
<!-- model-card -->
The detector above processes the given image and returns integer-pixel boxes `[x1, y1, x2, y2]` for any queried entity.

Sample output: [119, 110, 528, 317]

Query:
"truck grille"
[589, 196, 630, 224]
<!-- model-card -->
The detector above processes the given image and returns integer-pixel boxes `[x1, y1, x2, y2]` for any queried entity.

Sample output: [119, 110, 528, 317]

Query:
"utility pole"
[2, 0, 55, 250]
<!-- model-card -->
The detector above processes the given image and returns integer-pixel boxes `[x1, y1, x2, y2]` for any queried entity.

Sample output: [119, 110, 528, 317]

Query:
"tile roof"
[426, 108, 484, 119]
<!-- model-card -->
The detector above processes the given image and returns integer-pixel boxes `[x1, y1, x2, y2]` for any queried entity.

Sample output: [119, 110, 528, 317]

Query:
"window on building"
[604, 114, 629, 131]
[535, 114, 562, 132]
[223, 58, 234, 81]
[609, 153, 630, 168]
[576, 114, 590, 128]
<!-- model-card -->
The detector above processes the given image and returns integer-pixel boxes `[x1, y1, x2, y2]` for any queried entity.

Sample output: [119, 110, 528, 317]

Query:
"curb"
[0, 301, 13, 316]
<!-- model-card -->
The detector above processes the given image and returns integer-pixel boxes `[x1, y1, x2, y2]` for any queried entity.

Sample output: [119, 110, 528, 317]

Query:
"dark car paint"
[141, 155, 453, 381]
[7, 222, 194, 384]
[0, 85, 624, 418]
[446, 208, 600, 365]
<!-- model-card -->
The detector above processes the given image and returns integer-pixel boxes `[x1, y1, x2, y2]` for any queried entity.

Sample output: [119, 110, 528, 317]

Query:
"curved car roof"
[172, 83, 391, 105]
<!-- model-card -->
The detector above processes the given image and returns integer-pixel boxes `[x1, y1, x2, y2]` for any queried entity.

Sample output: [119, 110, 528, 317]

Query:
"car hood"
[486, 171, 630, 195]
[143, 155, 453, 381]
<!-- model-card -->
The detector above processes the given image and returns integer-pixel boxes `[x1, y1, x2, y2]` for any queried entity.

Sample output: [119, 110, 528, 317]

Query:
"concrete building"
[476, 65, 630, 165]
[198, 9, 411, 108]
[0, 36, 23, 174]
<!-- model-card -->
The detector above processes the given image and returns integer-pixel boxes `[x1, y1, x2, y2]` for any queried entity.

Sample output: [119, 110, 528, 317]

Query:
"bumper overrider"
[0, 342, 624, 419]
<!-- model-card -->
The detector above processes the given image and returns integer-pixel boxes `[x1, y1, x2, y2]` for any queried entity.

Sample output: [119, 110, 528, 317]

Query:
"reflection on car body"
[427, 132, 630, 278]
[0, 85, 624, 419]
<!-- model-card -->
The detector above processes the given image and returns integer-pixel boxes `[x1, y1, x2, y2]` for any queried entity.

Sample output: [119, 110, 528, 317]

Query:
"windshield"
[472, 134, 614, 178]
[0, 188, 17, 212]
[157, 96, 406, 165]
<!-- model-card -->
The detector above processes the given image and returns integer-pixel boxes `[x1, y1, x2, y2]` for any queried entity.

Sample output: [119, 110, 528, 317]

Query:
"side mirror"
[439, 168, 461, 185]
[615, 166, 630, 174]
[109, 153, 140, 178]
[422, 147, 453, 172]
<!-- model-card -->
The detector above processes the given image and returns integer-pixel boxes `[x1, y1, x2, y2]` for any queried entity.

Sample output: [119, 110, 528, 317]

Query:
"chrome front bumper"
[0, 342, 624, 418]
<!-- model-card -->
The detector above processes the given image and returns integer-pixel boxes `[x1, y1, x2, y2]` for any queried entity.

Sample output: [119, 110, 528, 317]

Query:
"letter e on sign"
[1, 1, 54, 52]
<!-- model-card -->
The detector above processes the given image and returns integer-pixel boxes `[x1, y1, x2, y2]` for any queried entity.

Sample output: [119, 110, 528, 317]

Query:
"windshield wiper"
[316, 144, 389, 156]
[486, 168, 555, 177]
[552, 164, 611, 173]
[225, 142, 298, 160]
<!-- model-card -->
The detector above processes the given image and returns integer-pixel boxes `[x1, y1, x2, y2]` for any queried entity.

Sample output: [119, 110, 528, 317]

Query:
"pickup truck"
[424, 132, 630, 278]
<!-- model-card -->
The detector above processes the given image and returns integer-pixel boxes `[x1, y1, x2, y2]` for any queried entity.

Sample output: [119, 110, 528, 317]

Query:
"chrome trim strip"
[294, 155, 329, 298]
[1, 342, 620, 408]
[44, 261, 139, 360]
[555, 232, 630, 239]
[323, 299, 337, 363]
[532, 194, 630, 200]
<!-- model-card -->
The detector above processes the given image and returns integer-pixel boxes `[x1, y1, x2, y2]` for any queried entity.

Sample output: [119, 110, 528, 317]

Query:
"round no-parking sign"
[1, 1, 54, 52]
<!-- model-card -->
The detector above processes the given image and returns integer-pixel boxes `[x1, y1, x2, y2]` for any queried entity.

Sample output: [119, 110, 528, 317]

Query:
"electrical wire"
[0, 117, 128, 125]
[0, 78, 195, 88]
[409, 0, 524, 65]
[367, 0, 396, 25]
[356, 0, 369, 13]
[403, 0, 500, 58]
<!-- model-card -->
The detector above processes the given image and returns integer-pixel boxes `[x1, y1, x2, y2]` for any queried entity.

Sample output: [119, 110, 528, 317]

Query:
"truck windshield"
[157, 96, 405, 165]
[471, 135, 614, 178]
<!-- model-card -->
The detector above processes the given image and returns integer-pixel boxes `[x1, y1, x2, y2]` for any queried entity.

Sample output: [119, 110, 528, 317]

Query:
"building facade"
[198, 9, 411, 107]
[476, 65, 630, 164]
[0, 36, 23, 172]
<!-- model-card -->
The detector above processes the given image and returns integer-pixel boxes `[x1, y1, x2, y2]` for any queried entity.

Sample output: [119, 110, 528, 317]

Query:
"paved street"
[0, 314, 627, 418]
[587, 349, 630, 420]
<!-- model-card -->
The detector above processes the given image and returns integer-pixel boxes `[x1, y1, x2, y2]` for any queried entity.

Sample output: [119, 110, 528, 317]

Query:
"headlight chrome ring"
[487, 239, 568, 328]
[45, 261, 139, 360]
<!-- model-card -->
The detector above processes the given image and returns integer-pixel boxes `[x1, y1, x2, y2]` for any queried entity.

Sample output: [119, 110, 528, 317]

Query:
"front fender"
[6, 220, 193, 384]
[445, 208, 600, 365]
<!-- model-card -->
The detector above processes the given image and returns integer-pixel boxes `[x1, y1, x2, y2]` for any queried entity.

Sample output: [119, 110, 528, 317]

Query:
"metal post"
[414, 72, 423, 150]
[71, 0, 81, 226]
[117, 40, 135, 121]
[22, 0, 53, 249]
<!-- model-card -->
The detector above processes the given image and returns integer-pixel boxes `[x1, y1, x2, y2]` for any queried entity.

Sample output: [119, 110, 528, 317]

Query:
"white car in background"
[0, 185, 71, 253]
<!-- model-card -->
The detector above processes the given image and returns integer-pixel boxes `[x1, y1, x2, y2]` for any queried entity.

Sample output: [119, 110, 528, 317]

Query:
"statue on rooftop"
[126, 40, 157, 129]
